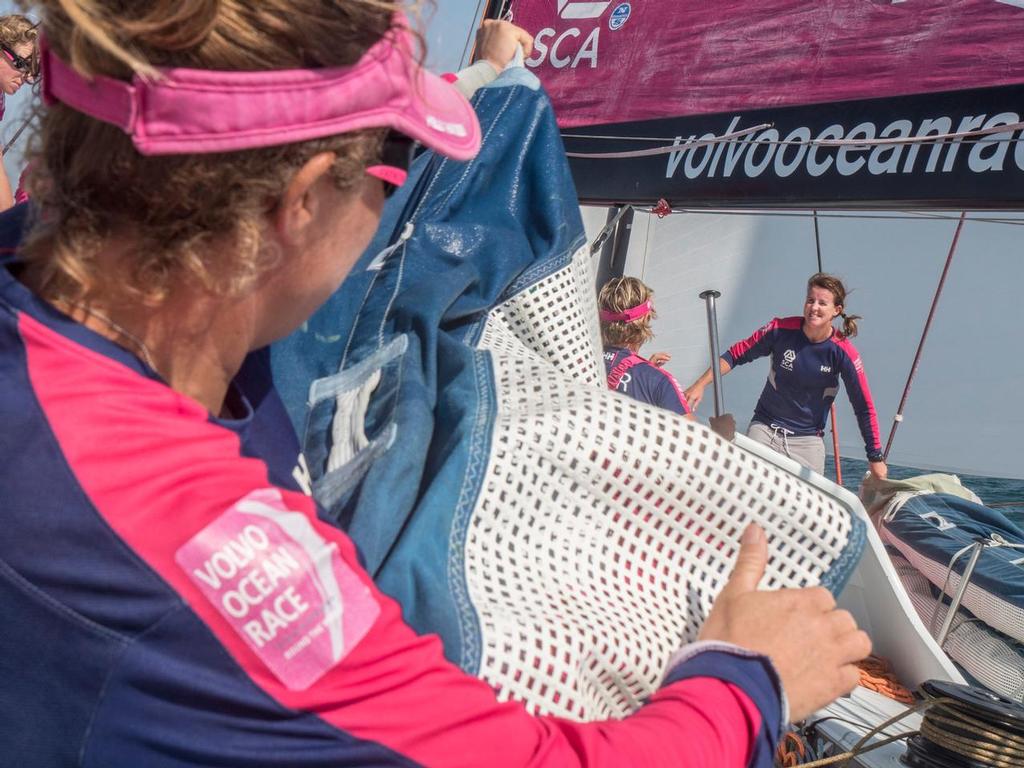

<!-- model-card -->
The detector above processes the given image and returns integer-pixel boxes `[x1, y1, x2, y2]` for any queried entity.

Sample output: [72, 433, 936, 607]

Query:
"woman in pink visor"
[0, 2, 868, 766]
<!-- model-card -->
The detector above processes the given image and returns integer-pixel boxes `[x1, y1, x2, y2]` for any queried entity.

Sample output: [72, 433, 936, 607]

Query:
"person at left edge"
[599, 276, 694, 419]
[0, 14, 37, 211]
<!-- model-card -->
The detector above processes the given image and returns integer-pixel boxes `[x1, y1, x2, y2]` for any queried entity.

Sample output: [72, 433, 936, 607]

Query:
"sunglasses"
[365, 132, 416, 198]
[1, 45, 31, 75]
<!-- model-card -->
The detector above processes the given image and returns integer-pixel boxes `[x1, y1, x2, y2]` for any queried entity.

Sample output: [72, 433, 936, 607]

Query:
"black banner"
[563, 84, 1024, 209]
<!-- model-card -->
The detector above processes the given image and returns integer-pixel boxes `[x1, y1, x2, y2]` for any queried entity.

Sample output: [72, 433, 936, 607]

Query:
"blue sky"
[422, 0, 489, 73]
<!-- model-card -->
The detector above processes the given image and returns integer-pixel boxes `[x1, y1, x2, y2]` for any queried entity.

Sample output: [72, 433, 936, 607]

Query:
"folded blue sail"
[881, 493, 1024, 644]
[271, 67, 585, 665]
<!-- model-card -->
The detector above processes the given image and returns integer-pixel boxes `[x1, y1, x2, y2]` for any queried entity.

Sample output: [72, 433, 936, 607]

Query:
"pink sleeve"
[22, 311, 780, 768]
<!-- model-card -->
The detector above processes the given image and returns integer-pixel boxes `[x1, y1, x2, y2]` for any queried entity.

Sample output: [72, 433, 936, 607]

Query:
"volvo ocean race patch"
[175, 488, 379, 690]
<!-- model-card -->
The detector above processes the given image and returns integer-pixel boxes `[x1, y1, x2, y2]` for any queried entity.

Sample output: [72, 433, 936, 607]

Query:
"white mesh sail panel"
[490, 248, 605, 387]
[466, 246, 860, 721]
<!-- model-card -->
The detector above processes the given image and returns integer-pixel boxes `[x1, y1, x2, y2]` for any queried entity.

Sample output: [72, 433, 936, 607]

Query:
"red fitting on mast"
[652, 198, 672, 218]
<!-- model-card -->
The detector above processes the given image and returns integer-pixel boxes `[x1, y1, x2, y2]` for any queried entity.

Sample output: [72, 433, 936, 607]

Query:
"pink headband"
[39, 14, 481, 161]
[599, 300, 652, 323]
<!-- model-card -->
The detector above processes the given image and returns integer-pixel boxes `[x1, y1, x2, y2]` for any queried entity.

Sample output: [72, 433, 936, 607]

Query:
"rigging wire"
[640, 208, 1024, 227]
[883, 212, 965, 462]
[810, 210, 844, 485]
[3, 106, 38, 155]
[458, 0, 489, 70]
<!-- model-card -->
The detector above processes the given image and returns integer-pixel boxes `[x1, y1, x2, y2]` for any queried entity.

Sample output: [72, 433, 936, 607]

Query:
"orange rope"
[856, 655, 915, 704]
[776, 730, 808, 767]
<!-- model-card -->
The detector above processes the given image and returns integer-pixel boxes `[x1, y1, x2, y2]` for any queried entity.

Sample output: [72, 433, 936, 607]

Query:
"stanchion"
[699, 289, 725, 418]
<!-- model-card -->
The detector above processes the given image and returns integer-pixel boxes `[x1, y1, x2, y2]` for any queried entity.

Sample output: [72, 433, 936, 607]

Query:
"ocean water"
[824, 456, 1024, 529]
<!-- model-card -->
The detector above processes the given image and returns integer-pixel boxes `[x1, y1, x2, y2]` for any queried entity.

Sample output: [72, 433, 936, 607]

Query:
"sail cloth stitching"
[449, 349, 495, 674]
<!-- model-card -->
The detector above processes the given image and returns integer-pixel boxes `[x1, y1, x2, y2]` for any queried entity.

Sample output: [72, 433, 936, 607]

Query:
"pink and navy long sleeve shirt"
[0, 206, 783, 767]
[723, 316, 884, 462]
[604, 346, 691, 416]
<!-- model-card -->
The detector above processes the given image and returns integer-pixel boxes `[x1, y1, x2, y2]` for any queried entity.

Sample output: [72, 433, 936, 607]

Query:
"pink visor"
[599, 300, 652, 323]
[39, 14, 481, 161]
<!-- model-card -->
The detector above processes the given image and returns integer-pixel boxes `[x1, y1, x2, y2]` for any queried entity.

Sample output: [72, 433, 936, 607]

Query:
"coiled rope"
[777, 682, 1024, 767]
[908, 691, 1024, 768]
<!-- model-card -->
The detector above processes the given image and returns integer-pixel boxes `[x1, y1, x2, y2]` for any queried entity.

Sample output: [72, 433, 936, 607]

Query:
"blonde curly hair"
[0, 13, 39, 77]
[598, 276, 656, 350]
[18, 0, 416, 305]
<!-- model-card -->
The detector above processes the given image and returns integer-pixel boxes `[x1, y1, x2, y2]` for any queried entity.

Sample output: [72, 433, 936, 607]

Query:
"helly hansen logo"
[820, 365, 832, 373]
[782, 349, 796, 371]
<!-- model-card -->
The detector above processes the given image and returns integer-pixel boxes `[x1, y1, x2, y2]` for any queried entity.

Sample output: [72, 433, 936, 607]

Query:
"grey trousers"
[747, 421, 826, 475]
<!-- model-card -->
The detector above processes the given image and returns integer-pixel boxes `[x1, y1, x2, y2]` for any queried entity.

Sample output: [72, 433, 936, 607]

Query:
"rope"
[790, 730, 916, 767]
[912, 694, 1024, 767]
[856, 656, 915, 704]
[784, 689, 1024, 767]
[795, 697, 930, 767]
[563, 120, 1024, 153]
[641, 208, 1024, 228]
[566, 123, 771, 160]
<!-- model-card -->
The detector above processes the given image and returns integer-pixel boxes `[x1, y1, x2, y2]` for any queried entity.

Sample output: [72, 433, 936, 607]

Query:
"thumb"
[722, 524, 768, 596]
[515, 28, 534, 57]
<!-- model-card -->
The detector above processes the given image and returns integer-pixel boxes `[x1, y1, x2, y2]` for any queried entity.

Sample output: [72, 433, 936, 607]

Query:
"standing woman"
[0, 13, 37, 210]
[685, 274, 888, 479]
[0, 2, 870, 764]
[599, 276, 692, 418]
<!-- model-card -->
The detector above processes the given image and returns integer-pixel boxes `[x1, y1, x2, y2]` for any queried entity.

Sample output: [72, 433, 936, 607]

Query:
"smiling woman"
[685, 272, 889, 479]
[0, 13, 35, 209]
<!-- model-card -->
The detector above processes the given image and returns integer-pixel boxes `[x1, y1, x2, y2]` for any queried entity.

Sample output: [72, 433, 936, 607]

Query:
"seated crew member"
[0, 4, 869, 766]
[685, 273, 888, 479]
[599, 276, 693, 419]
